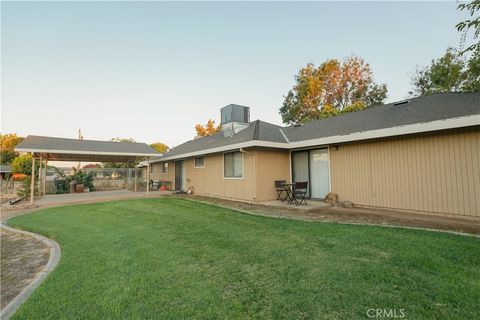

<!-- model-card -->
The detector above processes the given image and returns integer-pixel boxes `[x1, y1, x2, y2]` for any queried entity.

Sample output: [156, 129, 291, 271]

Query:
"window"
[162, 162, 168, 174]
[194, 156, 205, 168]
[224, 152, 243, 178]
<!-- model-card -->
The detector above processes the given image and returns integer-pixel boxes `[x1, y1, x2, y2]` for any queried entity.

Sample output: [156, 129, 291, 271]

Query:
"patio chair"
[274, 180, 287, 201]
[292, 181, 308, 206]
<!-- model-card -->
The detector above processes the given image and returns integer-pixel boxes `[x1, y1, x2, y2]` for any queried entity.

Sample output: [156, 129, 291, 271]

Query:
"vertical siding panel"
[446, 133, 456, 215]
[403, 137, 411, 210]
[474, 130, 480, 216]
[378, 142, 386, 208]
[466, 130, 477, 216]
[426, 135, 436, 213]
[424, 136, 432, 212]
[462, 131, 473, 215]
[432, 135, 442, 213]
[457, 131, 468, 215]
[411, 137, 419, 211]
[396, 138, 407, 210]
[390, 140, 398, 208]
[454, 132, 466, 215]
[426, 135, 435, 212]
[388, 140, 396, 208]
[419, 136, 427, 212]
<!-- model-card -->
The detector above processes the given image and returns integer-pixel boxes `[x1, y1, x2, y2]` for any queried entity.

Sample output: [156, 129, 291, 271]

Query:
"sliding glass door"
[309, 149, 330, 199]
[292, 148, 330, 199]
[292, 151, 309, 195]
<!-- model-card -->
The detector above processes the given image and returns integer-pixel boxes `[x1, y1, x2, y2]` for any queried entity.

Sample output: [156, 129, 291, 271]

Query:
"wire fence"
[82, 168, 146, 191]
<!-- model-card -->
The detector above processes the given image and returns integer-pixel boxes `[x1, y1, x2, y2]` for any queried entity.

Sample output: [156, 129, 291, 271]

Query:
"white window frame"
[162, 162, 168, 174]
[194, 156, 205, 168]
[223, 151, 244, 179]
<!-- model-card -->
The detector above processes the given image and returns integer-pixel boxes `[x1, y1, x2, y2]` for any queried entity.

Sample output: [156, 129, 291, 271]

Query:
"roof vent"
[393, 100, 410, 106]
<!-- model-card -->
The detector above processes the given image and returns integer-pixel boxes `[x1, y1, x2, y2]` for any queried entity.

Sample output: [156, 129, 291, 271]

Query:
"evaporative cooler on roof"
[220, 104, 250, 137]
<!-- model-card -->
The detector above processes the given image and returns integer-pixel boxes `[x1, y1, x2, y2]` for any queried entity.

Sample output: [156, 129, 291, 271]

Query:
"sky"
[1, 1, 471, 148]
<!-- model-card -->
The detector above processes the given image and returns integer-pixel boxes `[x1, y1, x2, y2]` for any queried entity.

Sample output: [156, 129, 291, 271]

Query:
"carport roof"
[15, 135, 161, 162]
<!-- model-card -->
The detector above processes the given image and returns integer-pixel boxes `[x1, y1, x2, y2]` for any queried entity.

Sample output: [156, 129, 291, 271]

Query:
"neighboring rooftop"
[0, 165, 12, 173]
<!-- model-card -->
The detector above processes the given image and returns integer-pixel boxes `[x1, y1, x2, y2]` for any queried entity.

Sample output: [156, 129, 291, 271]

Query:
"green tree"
[280, 55, 387, 125]
[457, 0, 480, 54]
[103, 137, 138, 168]
[0, 133, 24, 164]
[150, 142, 169, 153]
[11, 153, 39, 175]
[410, 48, 480, 95]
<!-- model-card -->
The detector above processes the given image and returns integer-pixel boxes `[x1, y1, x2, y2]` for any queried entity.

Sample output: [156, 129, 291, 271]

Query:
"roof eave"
[14, 148, 161, 158]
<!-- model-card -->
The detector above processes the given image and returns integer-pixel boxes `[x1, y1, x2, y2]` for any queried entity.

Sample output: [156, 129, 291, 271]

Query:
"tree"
[279, 55, 387, 125]
[457, 0, 480, 54]
[195, 119, 222, 136]
[0, 133, 24, 164]
[103, 137, 138, 168]
[150, 142, 169, 153]
[410, 48, 480, 95]
[11, 153, 39, 175]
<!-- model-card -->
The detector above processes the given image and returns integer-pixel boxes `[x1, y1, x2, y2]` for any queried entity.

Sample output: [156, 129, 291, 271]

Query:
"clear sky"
[1, 1, 469, 147]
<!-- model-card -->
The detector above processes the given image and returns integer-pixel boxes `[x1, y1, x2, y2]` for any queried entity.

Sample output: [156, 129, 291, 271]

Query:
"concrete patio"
[1, 190, 172, 220]
[35, 190, 171, 206]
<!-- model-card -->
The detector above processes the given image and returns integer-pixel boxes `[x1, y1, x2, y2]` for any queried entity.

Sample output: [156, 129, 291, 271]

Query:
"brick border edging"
[0, 220, 61, 320]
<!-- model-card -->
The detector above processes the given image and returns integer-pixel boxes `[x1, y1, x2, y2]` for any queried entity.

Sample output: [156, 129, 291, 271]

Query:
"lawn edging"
[0, 219, 61, 320]
[179, 197, 480, 238]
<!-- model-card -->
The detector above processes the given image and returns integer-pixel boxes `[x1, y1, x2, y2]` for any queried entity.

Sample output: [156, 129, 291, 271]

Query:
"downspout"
[239, 148, 256, 201]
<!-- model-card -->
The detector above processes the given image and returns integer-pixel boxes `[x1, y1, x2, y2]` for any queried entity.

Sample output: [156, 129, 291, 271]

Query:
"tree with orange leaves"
[195, 119, 222, 137]
[280, 55, 387, 124]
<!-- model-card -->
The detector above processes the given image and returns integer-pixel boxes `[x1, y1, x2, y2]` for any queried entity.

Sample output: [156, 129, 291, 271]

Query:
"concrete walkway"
[36, 190, 170, 206]
[1, 190, 172, 220]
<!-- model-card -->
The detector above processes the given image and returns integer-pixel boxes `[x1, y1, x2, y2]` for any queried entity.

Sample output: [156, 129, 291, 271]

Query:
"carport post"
[43, 160, 48, 196]
[146, 157, 150, 197]
[30, 153, 35, 204]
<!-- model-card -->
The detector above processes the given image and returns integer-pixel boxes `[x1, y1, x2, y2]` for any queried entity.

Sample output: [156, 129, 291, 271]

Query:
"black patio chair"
[274, 180, 287, 201]
[292, 181, 308, 206]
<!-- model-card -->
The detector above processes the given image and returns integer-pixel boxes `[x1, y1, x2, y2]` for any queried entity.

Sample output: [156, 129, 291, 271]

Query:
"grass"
[7, 198, 480, 319]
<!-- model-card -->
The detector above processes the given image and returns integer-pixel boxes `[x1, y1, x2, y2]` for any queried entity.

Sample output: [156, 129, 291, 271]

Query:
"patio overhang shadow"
[15, 135, 162, 203]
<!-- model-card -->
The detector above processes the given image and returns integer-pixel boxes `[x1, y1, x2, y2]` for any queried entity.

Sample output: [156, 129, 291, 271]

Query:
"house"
[149, 93, 480, 218]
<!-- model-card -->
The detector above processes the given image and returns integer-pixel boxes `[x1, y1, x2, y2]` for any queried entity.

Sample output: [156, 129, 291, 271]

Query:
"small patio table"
[281, 183, 295, 204]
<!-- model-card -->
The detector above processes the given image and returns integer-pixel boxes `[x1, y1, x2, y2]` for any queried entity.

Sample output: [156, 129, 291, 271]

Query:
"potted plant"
[68, 168, 95, 193]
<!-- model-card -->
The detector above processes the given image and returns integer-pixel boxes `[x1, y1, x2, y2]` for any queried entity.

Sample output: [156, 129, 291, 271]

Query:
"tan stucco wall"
[150, 150, 290, 201]
[254, 150, 291, 201]
[329, 127, 480, 217]
[152, 161, 175, 186]
[184, 152, 256, 201]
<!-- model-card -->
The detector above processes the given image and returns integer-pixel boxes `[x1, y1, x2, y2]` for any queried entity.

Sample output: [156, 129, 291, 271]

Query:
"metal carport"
[14, 135, 162, 203]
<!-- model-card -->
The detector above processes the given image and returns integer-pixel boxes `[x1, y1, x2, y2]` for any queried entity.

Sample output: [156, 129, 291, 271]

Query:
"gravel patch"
[1, 228, 50, 309]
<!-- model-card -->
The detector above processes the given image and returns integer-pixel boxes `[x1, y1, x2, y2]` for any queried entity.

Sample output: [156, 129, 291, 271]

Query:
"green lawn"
[7, 198, 480, 319]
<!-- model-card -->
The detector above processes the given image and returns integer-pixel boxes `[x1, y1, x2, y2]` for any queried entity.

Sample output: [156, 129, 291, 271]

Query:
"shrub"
[11, 154, 39, 175]
[11, 173, 27, 181]
[17, 176, 39, 199]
